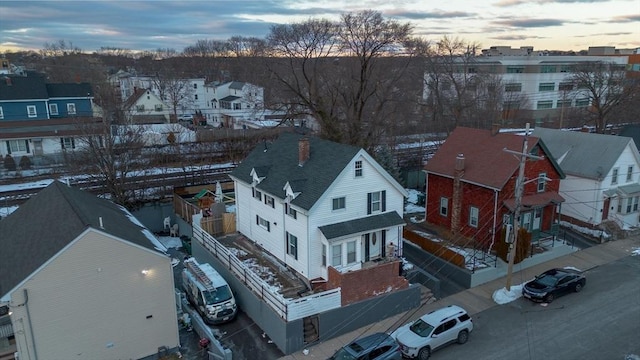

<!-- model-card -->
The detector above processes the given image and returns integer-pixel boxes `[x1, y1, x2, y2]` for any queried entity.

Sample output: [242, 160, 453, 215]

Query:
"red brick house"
[424, 127, 565, 249]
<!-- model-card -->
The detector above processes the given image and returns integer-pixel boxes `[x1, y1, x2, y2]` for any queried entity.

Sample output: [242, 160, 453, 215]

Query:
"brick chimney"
[298, 137, 310, 166]
[451, 153, 465, 234]
[5, 77, 12, 86]
[491, 123, 500, 136]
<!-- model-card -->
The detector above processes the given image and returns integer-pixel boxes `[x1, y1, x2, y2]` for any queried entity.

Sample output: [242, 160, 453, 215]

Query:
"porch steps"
[419, 284, 437, 305]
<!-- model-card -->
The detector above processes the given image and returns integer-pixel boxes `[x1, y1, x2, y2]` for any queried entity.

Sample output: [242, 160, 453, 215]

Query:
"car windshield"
[329, 347, 357, 360]
[410, 318, 435, 337]
[203, 285, 233, 305]
[536, 274, 559, 287]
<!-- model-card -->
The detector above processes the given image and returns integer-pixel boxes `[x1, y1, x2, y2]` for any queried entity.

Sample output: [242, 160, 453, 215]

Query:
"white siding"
[559, 175, 603, 224]
[10, 230, 178, 360]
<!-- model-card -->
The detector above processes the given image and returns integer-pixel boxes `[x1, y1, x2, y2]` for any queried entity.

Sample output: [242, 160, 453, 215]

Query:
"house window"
[557, 99, 572, 108]
[559, 82, 574, 91]
[264, 195, 275, 208]
[0, 106, 3, 119]
[612, 168, 619, 184]
[193, 83, 197, 89]
[332, 197, 346, 211]
[252, 188, 262, 201]
[469, 206, 479, 228]
[347, 241, 356, 264]
[521, 212, 531, 230]
[576, 98, 590, 107]
[627, 166, 633, 182]
[256, 215, 270, 231]
[367, 191, 385, 214]
[27, 105, 37, 118]
[286, 232, 298, 259]
[194, 94, 198, 100]
[355, 160, 363, 177]
[136, 105, 145, 111]
[322, 244, 327, 266]
[49, 103, 59, 115]
[634, 196, 639, 212]
[233, 103, 241, 110]
[506, 66, 524, 74]
[61, 137, 75, 150]
[537, 173, 547, 192]
[6, 140, 28, 153]
[67, 103, 76, 115]
[155, 104, 163, 111]
[541, 65, 556, 73]
[332, 244, 342, 267]
[504, 83, 522, 92]
[285, 203, 297, 219]
[538, 83, 555, 92]
[560, 65, 572, 73]
[440, 197, 449, 216]
[537, 100, 553, 109]
[625, 197, 633, 213]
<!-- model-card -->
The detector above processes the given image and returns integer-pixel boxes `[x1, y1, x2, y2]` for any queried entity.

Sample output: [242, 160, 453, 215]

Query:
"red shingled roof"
[425, 127, 541, 190]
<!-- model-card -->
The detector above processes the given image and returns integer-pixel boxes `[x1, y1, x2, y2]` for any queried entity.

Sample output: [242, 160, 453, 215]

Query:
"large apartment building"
[424, 46, 634, 128]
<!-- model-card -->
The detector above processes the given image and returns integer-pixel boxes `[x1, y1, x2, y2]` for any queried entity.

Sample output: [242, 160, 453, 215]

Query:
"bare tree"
[149, 71, 195, 121]
[265, 10, 416, 151]
[570, 61, 639, 133]
[183, 39, 229, 57]
[226, 36, 267, 57]
[40, 39, 82, 57]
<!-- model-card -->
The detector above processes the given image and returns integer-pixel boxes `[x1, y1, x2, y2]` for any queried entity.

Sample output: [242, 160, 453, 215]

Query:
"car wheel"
[574, 283, 583, 292]
[418, 347, 431, 360]
[457, 330, 469, 344]
[545, 293, 555, 303]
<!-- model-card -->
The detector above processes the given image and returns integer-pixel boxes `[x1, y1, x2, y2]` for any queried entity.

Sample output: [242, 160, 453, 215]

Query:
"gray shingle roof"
[46, 83, 93, 98]
[532, 127, 635, 180]
[0, 74, 48, 100]
[229, 132, 361, 211]
[0, 181, 165, 299]
[319, 212, 405, 240]
[220, 95, 241, 102]
[229, 81, 245, 90]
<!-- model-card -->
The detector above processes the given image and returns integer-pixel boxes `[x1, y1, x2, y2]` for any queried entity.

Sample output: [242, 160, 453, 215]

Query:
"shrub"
[3, 155, 16, 171]
[19, 155, 32, 170]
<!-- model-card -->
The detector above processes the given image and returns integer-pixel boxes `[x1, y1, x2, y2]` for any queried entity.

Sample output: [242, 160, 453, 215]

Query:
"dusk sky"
[0, 0, 638, 53]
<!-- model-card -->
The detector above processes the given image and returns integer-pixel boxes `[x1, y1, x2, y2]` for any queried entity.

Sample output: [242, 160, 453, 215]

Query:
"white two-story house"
[229, 132, 408, 289]
[533, 127, 640, 229]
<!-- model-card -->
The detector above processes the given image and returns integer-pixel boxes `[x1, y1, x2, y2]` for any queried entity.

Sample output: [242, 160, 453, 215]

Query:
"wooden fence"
[192, 223, 341, 321]
[403, 229, 466, 268]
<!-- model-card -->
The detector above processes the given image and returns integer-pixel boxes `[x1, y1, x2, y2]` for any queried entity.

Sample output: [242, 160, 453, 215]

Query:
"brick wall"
[327, 261, 408, 306]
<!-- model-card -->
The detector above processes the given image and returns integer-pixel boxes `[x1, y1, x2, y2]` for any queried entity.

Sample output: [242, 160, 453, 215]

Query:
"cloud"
[495, 0, 615, 6]
[612, 14, 640, 22]
[386, 10, 475, 20]
[492, 18, 565, 28]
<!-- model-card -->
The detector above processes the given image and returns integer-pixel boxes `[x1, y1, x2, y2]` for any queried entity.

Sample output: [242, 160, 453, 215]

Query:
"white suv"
[391, 305, 473, 359]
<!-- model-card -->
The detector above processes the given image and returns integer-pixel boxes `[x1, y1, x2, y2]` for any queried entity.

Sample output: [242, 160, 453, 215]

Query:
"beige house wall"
[9, 229, 179, 360]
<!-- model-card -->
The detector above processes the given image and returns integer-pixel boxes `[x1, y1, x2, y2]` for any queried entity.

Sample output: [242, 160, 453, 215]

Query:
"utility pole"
[503, 123, 543, 291]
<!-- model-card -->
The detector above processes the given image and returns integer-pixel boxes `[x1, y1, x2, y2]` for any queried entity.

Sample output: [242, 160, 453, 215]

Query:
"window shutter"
[71, 138, 75, 149]
[6, 141, 11, 154]
[25, 140, 29, 153]
[60, 138, 64, 149]
[252, 188, 255, 197]
[367, 193, 372, 214]
[381, 190, 386, 212]
[266, 222, 270, 232]
[381, 230, 387, 257]
[256, 215, 259, 225]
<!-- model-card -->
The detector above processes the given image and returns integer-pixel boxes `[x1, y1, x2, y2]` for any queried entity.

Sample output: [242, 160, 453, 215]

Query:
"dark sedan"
[522, 268, 586, 303]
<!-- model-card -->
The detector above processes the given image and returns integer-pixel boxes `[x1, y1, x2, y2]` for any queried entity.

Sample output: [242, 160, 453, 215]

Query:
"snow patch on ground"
[560, 220, 610, 239]
[631, 247, 640, 256]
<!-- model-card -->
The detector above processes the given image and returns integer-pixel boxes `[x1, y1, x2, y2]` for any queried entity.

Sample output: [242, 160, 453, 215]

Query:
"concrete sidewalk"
[278, 236, 640, 360]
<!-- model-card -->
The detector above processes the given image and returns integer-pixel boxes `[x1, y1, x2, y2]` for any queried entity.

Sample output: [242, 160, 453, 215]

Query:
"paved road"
[425, 255, 640, 360]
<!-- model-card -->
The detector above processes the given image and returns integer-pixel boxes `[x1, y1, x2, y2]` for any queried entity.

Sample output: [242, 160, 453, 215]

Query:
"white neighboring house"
[0, 181, 180, 360]
[122, 88, 171, 124]
[532, 127, 640, 229]
[228, 132, 408, 284]
[112, 123, 196, 146]
[203, 81, 265, 128]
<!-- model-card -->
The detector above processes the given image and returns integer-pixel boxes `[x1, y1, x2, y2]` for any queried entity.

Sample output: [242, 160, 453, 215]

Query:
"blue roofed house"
[532, 127, 640, 233]
[0, 72, 96, 164]
[0, 181, 180, 360]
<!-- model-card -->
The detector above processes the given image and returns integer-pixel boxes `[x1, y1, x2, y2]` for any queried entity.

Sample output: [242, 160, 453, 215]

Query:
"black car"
[522, 268, 586, 303]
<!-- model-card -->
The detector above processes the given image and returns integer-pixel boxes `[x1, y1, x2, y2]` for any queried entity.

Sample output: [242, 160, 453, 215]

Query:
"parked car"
[178, 114, 194, 121]
[328, 332, 402, 360]
[522, 267, 586, 303]
[391, 305, 473, 360]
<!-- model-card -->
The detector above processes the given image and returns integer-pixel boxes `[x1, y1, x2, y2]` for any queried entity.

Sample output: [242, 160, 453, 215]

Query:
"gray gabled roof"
[532, 127, 636, 180]
[0, 74, 48, 101]
[46, 83, 93, 98]
[0, 181, 166, 299]
[220, 95, 240, 102]
[319, 212, 405, 240]
[229, 132, 361, 211]
[229, 81, 245, 90]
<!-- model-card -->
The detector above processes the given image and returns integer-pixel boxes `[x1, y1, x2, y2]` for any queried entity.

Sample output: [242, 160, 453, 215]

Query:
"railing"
[192, 223, 341, 321]
[173, 194, 200, 225]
